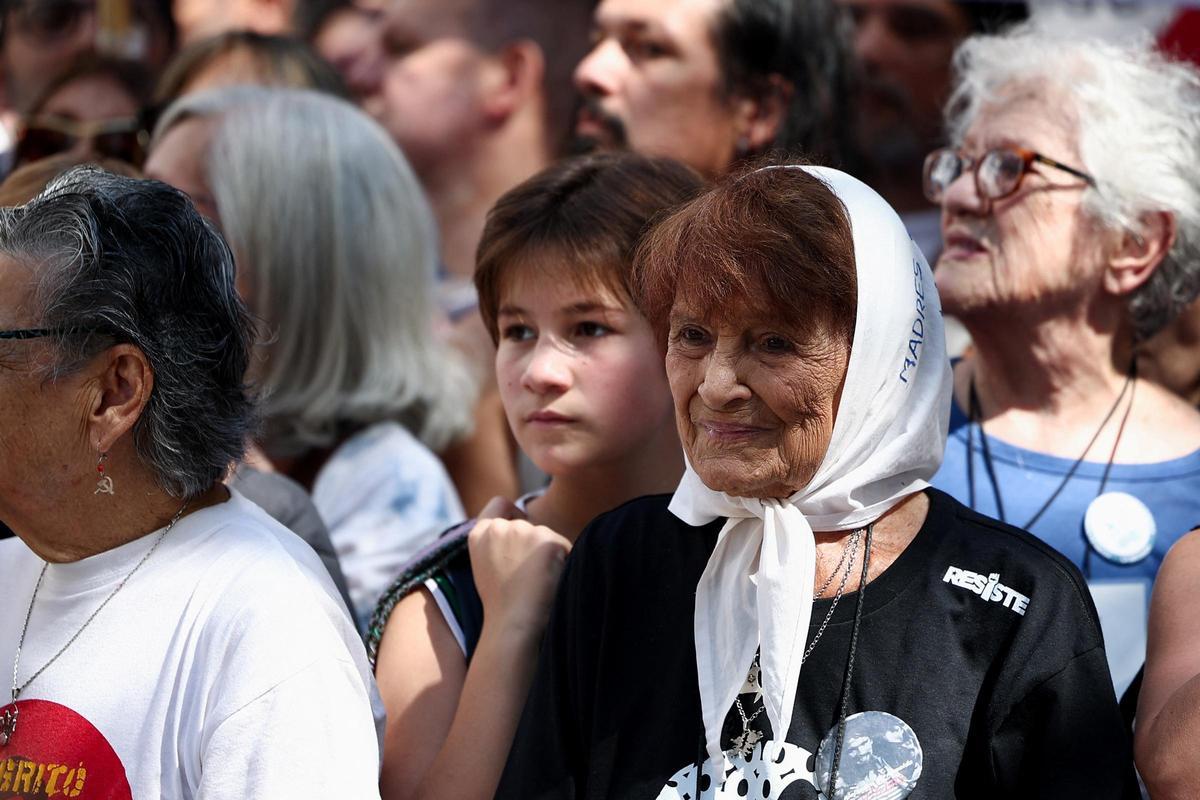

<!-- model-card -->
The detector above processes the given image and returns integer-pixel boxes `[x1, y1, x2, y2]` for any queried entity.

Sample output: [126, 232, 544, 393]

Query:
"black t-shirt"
[497, 489, 1139, 800]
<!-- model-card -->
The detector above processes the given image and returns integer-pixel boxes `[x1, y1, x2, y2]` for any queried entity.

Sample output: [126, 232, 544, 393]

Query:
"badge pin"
[814, 711, 922, 800]
[1084, 492, 1156, 565]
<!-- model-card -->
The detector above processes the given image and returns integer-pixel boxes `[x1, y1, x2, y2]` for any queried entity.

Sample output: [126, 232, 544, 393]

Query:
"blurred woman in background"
[147, 87, 473, 624]
[13, 55, 152, 170]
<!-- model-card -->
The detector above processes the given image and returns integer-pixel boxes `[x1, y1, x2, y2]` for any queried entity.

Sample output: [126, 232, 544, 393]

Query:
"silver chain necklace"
[0, 501, 189, 747]
[730, 527, 866, 758]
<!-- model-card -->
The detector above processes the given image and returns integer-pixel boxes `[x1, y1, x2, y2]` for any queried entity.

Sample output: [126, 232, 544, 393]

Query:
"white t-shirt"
[0, 490, 384, 799]
[313, 421, 465, 626]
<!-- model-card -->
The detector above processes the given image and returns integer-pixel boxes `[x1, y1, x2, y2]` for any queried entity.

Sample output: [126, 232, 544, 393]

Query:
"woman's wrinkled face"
[666, 291, 851, 499]
[934, 87, 1101, 320]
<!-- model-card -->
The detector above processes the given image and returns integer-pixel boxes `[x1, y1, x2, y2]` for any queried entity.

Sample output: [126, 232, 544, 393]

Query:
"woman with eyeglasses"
[925, 26, 1200, 703]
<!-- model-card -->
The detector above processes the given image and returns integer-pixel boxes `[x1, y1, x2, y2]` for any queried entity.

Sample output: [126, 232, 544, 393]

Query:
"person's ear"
[1103, 211, 1176, 297]
[480, 40, 546, 126]
[732, 74, 791, 155]
[85, 344, 154, 455]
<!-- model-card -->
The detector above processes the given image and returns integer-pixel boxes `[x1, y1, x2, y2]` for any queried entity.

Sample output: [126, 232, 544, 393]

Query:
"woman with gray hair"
[926, 26, 1200, 698]
[146, 87, 474, 625]
[0, 168, 382, 796]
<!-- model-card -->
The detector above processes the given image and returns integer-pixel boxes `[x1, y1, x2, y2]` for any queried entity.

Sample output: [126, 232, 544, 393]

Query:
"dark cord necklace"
[966, 359, 1137, 531]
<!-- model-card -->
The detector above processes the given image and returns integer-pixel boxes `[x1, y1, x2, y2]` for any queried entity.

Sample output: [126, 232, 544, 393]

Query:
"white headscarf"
[668, 166, 951, 760]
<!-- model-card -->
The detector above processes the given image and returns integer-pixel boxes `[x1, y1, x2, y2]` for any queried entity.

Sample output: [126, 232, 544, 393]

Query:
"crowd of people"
[0, 0, 1198, 798]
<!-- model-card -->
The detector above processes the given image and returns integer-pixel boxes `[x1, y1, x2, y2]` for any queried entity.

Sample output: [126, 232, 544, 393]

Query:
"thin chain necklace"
[729, 526, 865, 759]
[0, 501, 189, 747]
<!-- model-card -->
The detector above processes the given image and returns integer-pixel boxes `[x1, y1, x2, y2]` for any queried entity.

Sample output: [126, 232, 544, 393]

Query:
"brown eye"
[502, 324, 534, 342]
[761, 335, 793, 354]
[575, 321, 611, 338]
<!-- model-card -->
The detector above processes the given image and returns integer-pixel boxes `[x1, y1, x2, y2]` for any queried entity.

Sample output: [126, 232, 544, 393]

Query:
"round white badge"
[1084, 492, 1156, 565]
[814, 711, 922, 800]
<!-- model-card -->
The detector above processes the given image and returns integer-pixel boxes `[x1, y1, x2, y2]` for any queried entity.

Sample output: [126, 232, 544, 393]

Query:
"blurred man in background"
[336, 0, 594, 513]
[573, 0, 853, 178]
[841, 0, 1026, 261]
[1, 0, 174, 111]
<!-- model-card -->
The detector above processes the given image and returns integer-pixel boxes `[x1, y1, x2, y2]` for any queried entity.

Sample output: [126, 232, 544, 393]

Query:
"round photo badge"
[814, 711, 922, 800]
[1084, 492, 1157, 565]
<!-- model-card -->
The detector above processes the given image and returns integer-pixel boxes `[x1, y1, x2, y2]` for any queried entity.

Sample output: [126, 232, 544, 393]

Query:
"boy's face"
[494, 265, 676, 475]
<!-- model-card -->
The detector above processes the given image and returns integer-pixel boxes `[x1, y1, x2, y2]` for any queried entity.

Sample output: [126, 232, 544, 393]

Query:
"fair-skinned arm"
[1135, 531, 1200, 799]
[377, 504, 570, 800]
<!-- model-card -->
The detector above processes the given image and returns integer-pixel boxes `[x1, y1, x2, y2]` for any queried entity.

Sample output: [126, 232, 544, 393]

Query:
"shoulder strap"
[365, 519, 473, 669]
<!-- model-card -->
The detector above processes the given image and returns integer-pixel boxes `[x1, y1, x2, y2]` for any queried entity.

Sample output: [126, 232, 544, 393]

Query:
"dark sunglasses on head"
[15, 114, 149, 167]
[923, 146, 1096, 205]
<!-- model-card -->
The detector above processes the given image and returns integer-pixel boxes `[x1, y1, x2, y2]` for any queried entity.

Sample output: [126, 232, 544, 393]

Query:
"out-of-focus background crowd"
[6, 0, 1200, 794]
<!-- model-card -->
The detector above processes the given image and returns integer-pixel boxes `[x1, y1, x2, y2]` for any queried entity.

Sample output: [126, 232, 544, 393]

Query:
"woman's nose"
[521, 341, 573, 394]
[941, 165, 987, 217]
[696, 351, 751, 408]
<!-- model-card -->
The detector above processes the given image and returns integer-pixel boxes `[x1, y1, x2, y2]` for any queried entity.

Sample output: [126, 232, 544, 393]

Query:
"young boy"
[368, 153, 703, 800]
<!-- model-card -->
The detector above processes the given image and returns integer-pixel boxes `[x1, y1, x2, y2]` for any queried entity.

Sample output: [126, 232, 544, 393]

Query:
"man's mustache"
[572, 96, 629, 150]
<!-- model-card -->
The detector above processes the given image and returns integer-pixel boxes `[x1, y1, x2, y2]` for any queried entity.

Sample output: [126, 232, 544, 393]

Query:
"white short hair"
[947, 25, 1200, 340]
[155, 86, 474, 454]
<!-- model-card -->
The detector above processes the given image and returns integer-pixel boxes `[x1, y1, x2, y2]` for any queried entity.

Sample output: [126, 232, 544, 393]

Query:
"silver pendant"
[814, 711, 922, 800]
[0, 703, 17, 747]
[730, 727, 763, 759]
[1084, 492, 1156, 565]
[95, 475, 115, 495]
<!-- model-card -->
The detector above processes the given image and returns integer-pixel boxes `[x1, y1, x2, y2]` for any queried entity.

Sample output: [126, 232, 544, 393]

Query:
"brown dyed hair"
[475, 153, 704, 344]
[633, 163, 857, 346]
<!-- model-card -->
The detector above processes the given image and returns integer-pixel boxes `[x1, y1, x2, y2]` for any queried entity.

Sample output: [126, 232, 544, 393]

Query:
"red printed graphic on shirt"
[0, 700, 131, 799]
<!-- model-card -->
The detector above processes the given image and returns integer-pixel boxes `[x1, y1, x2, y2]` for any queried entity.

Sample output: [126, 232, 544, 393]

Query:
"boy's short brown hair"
[475, 153, 704, 344]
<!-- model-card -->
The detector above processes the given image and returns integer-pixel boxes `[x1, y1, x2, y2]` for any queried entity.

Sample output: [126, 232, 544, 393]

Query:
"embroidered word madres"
[899, 257, 928, 384]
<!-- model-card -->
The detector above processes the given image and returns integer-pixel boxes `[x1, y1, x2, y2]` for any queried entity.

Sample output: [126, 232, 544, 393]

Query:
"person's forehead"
[966, 85, 1077, 153]
[386, 0, 474, 38]
[499, 260, 629, 311]
[595, 0, 727, 42]
[40, 74, 139, 121]
[146, 117, 216, 179]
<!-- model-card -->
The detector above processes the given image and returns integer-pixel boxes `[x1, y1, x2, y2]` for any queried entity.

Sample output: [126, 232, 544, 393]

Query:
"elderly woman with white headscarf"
[494, 164, 1138, 800]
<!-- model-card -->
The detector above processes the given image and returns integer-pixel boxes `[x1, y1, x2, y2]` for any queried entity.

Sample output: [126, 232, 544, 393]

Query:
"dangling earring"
[94, 452, 115, 496]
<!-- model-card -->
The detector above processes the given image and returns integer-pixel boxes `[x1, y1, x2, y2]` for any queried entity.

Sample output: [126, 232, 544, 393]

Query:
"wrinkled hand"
[469, 509, 572, 640]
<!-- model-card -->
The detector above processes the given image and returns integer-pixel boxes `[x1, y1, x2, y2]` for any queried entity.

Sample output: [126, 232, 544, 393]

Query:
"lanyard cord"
[1084, 363, 1139, 577]
[825, 522, 873, 797]
[967, 358, 1136, 531]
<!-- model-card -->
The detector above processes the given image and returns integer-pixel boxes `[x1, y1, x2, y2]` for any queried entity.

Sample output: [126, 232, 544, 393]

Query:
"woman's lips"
[942, 231, 987, 259]
[697, 420, 770, 443]
[526, 410, 576, 425]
